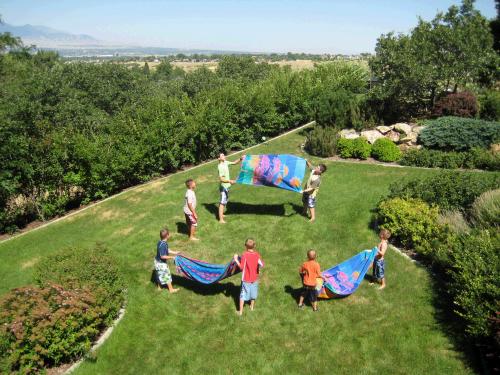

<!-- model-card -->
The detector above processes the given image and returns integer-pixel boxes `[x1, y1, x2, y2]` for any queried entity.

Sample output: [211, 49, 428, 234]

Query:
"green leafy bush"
[470, 189, 500, 229]
[371, 138, 402, 162]
[431, 91, 478, 118]
[376, 197, 441, 253]
[352, 137, 371, 159]
[0, 284, 102, 373]
[479, 90, 500, 121]
[437, 210, 470, 234]
[400, 148, 500, 171]
[448, 230, 500, 338]
[34, 244, 125, 326]
[337, 138, 355, 158]
[388, 171, 500, 211]
[418, 116, 500, 151]
[305, 126, 339, 157]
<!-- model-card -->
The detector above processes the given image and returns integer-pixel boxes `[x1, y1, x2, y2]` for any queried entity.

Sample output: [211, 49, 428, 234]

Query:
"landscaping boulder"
[385, 130, 400, 143]
[412, 125, 426, 135]
[376, 125, 392, 134]
[339, 129, 360, 139]
[393, 123, 412, 135]
[491, 144, 500, 154]
[399, 132, 418, 144]
[360, 130, 384, 144]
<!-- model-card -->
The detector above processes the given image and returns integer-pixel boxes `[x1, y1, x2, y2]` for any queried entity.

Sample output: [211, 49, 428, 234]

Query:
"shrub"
[437, 210, 470, 234]
[400, 148, 500, 171]
[376, 197, 441, 254]
[337, 138, 355, 158]
[418, 116, 500, 152]
[352, 137, 371, 159]
[470, 189, 500, 229]
[432, 91, 478, 118]
[448, 230, 500, 338]
[465, 147, 500, 171]
[0, 284, 103, 373]
[305, 126, 339, 157]
[371, 138, 402, 162]
[388, 171, 500, 211]
[34, 244, 125, 326]
[479, 90, 500, 121]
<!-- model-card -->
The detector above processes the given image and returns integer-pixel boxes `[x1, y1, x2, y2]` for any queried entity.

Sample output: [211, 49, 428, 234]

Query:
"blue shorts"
[220, 187, 229, 205]
[302, 193, 316, 208]
[373, 258, 385, 280]
[240, 281, 259, 301]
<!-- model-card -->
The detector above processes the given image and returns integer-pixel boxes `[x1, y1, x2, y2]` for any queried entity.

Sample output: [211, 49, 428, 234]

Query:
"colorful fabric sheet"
[317, 247, 378, 298]
[236, 154, 306, 193]
[174, 255, 241, 284]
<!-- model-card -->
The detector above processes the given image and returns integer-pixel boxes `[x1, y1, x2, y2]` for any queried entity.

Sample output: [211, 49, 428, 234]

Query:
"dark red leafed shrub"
[0, 284, 104, 373]
[432, 91, 478, 118]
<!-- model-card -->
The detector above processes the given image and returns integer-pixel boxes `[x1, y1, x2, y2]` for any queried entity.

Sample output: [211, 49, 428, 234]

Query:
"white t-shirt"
[183, 189, 197, 215]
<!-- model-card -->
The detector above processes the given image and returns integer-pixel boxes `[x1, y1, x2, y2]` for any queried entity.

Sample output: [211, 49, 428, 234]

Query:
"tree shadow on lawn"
[203, 202, 291, 218]
[171, 274, 240, 310]
[425, 266, 484, 373]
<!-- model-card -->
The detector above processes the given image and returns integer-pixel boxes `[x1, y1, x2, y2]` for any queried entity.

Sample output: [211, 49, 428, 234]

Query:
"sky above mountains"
[1, 0, 497, 54]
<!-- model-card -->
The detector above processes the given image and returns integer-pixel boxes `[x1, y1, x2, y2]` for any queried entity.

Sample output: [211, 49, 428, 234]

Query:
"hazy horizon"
[1, 0, 497, 54]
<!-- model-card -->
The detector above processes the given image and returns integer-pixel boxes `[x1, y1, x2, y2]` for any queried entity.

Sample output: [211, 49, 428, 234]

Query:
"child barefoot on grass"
[183, 179, 199, 241]
[154, 228, 180, 294]
[298, 250, 322, 311]
[233, 238, 264, 316]
[371, 229, 391, 290]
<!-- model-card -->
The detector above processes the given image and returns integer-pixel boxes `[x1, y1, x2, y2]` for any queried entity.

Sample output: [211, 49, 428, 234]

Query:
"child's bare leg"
[189, 225, 199, 240]
[238, 299, 244, 315]
[312, 301, 318, 311]
[250, 300, 255, 311]
[166, 283, 179, 293]
[218, 204, 226, 223]
[298, 294, 305, 306]
[309, 207, 316, 222]
[378, 278, 386, 290]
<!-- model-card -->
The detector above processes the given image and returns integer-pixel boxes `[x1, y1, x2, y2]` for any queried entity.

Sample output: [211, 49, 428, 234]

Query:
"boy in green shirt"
[218, 153, 243, 223]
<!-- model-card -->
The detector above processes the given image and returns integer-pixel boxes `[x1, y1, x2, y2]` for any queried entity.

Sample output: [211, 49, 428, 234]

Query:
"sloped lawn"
[0, 129, 474, 374]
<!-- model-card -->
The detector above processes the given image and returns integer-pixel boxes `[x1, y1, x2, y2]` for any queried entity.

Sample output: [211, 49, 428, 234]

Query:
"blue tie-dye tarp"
[236, 154, 306, 193]
[318, 247, 378, 298]
[174, 255, 241, 284]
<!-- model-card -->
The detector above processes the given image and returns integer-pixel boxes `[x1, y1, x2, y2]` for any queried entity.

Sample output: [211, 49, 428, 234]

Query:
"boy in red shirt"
[233, 239, 264, 316]
[298, 250, 322, 311]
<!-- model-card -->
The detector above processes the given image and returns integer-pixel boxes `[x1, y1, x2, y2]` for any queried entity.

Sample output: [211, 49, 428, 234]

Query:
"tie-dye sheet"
[317, 247, 378, 298]
[236, 154, 306, 193]
[174, 255, 241, 284]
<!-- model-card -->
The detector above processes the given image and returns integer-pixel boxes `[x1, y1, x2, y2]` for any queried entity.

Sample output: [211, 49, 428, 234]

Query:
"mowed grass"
[0, 130, 474, 374]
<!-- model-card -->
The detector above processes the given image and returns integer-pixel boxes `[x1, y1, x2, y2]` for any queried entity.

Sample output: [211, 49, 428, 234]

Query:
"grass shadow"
[289, 203, 307, 218]
[203, 202, 287, 217]
[171, 274, 240, 310]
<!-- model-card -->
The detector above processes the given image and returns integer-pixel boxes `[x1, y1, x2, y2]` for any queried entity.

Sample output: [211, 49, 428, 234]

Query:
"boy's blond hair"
[245, 238, 255, 249]
[379, 229, 391, 240]
[307, 249, 316, 260]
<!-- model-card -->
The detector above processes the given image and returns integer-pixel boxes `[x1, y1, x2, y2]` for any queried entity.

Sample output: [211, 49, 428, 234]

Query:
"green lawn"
[0, 129, 474, 374]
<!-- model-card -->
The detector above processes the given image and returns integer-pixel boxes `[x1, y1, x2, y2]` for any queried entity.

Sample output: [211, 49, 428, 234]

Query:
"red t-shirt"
[239, 250, 264, 283]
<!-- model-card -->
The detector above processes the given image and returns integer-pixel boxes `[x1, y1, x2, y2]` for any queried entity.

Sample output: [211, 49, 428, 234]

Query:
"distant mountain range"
[0, 23, 251, 56]
[0, 23, 101, 47]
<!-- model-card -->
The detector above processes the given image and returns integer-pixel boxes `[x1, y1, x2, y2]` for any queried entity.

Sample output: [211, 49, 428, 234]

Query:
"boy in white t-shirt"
[302, 160, 327, 222]
[183, 179, 199, 241]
